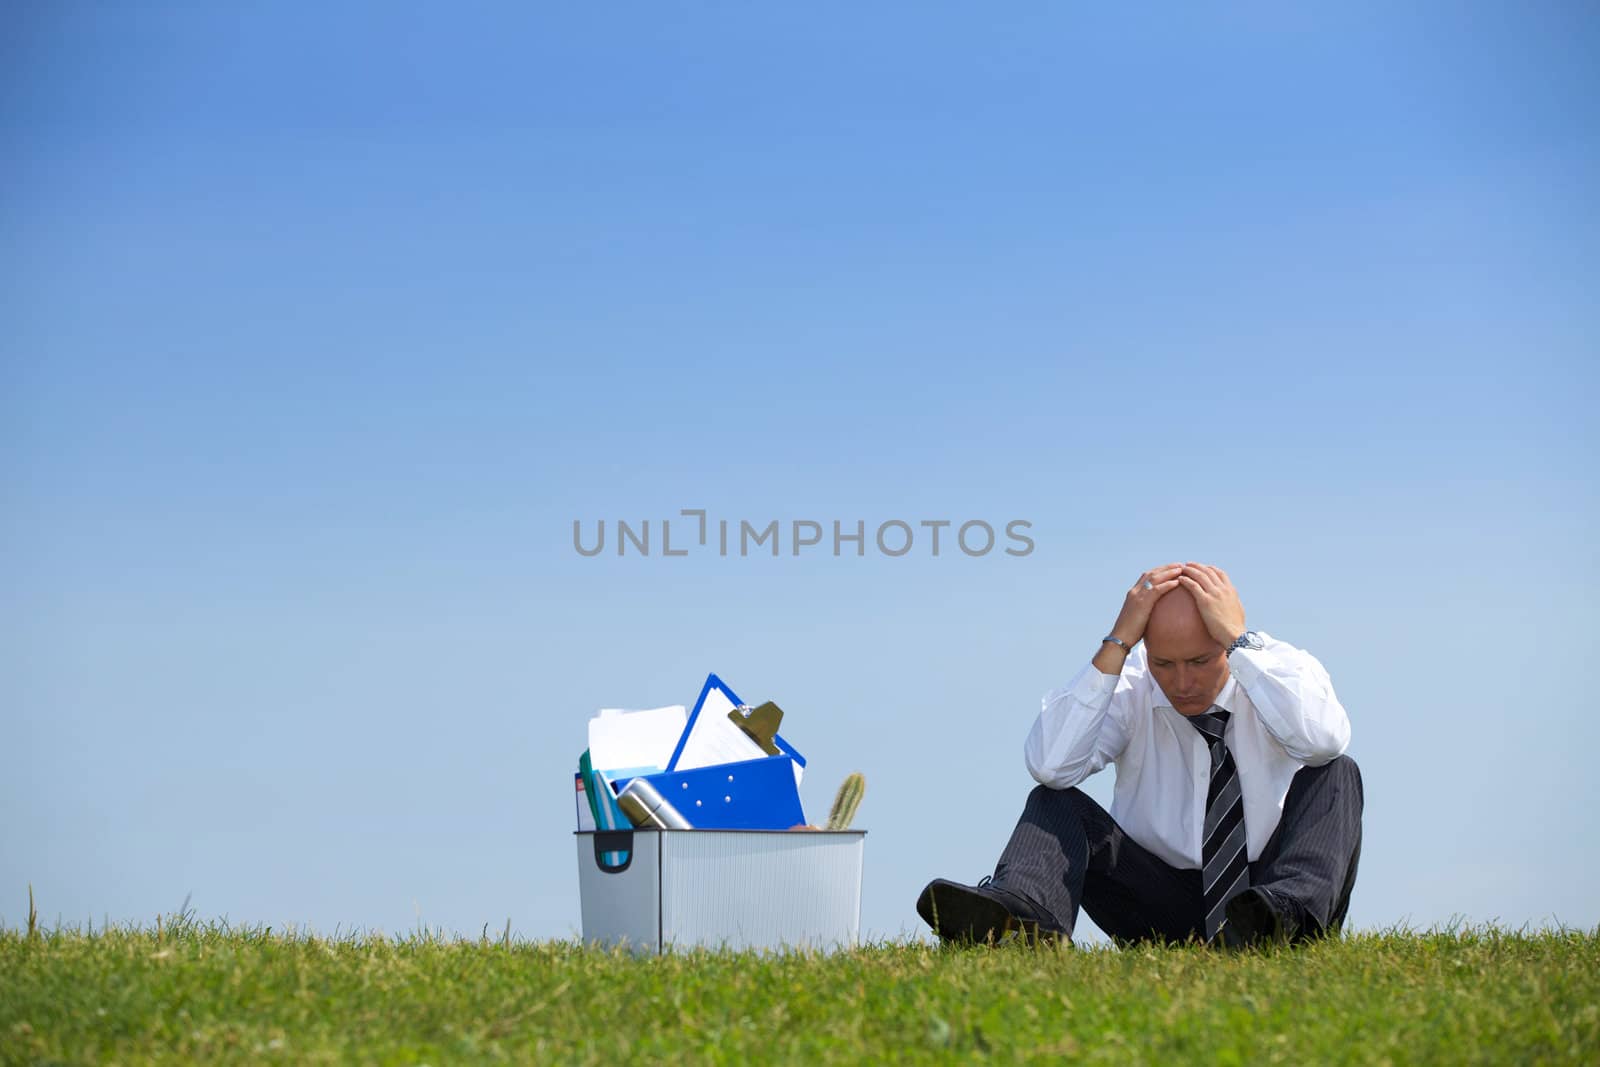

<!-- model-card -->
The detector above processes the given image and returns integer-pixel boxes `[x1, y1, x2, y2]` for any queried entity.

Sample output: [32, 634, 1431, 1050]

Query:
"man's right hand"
[1092, 564, 1182, 674]
[1111, 563, 1184, 646]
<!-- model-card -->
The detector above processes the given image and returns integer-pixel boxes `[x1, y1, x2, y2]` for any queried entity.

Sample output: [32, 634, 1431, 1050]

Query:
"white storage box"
[576, 828, 865, 954]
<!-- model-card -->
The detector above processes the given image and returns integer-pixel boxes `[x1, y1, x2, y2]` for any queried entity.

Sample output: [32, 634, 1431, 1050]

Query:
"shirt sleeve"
[1024, 659, 1136, 789]
[1228, 631, 1351, 766]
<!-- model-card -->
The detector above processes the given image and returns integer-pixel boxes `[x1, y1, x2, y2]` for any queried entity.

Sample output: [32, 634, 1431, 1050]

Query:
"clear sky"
[4, 3, 1597, 944]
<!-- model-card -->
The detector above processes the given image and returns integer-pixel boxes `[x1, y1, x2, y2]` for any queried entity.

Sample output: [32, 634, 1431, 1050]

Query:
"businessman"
[917, 562, 1362, 948]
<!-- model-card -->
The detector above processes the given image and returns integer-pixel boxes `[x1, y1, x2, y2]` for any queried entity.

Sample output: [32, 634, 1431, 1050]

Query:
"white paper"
[588, 704, 687, 775]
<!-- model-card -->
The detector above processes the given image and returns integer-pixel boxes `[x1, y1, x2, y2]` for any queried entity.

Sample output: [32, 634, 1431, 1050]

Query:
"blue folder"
[619, 755, 805, 830]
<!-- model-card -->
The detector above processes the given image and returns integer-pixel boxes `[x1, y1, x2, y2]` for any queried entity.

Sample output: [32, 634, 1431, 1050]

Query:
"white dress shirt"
[1023, 631, 1351, 872]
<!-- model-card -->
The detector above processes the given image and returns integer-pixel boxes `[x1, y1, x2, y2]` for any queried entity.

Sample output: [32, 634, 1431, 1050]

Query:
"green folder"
[578, 749, 603, 825]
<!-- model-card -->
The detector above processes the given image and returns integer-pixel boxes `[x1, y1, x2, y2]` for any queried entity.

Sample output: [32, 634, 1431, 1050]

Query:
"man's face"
[1146, 636, 1230, 716]
[1144, 587, 1229, 716]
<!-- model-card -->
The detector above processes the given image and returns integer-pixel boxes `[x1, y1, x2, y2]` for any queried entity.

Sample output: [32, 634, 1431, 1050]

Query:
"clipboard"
[666, 673, 807, 781]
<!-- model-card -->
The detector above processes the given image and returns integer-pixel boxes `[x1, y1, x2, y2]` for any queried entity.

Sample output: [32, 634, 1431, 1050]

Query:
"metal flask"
[617, 778, 695, 830]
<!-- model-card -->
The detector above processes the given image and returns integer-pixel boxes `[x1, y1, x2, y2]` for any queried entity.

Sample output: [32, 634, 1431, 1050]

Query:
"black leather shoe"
[916, 877, 1066, 946]
[1221, 887, 1294, 949]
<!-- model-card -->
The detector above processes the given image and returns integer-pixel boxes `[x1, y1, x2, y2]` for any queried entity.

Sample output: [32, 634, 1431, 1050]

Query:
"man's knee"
[1290, 754, 1364, 814]
[1327, 753, 1361, 781]
[1325, 754, 1363, 802]
[1023, 785, 1108, 835]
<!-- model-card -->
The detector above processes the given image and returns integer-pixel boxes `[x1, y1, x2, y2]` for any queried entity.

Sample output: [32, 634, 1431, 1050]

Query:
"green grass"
[4, 911, 1597, 1065]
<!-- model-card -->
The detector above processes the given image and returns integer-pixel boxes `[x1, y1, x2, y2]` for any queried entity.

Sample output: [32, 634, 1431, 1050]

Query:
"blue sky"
[4, 3, 1596, 944]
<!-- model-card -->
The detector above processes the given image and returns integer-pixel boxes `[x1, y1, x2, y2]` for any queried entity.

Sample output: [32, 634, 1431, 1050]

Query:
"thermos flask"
[617, 778, 694, 829]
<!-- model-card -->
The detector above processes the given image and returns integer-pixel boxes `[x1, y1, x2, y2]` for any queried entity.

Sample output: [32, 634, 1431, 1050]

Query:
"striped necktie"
[1188, 707, 1249, 942]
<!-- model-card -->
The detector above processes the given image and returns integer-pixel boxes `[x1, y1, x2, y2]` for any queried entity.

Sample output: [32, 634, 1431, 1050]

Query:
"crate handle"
[593, 830, 634, 873]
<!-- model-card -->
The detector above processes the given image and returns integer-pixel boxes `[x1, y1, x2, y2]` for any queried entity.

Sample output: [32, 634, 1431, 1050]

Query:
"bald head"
[1145, 586, 1217, 656]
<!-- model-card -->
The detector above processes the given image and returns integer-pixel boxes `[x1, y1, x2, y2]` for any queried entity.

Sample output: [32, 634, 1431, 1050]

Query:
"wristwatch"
[1225, 631, 1265, 657]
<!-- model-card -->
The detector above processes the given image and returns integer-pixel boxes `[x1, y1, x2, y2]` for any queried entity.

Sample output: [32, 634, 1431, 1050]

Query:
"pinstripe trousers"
[991, 755, 1363, 944]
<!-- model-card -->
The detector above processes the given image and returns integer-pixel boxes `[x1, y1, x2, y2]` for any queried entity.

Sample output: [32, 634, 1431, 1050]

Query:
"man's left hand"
[1177, 563, 1248, 647]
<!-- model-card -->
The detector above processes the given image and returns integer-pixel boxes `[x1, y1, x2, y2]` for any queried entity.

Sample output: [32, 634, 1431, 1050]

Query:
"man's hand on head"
[1110, 563, 1184, 647]
[1092, 563, 1184, 674]
[1176, 563, 1247, 646]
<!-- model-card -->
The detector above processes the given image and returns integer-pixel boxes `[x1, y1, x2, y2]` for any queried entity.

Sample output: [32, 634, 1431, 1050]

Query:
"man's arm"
[1177, 562, 1351, 765]
[1229, 636, 1351, 765]
[1025, 564, 1182, 788]
[1025, 665, 1131, 788]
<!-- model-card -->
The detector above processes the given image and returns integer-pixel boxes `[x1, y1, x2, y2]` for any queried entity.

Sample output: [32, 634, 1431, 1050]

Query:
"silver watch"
[1225, 630, 1265, 657]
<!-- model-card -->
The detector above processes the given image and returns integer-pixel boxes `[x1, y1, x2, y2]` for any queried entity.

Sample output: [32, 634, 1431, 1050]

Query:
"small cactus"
[825, 772, 866, 831]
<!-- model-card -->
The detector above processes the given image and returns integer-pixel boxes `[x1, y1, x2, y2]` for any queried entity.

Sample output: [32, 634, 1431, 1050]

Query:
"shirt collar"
[1211, 674, 1242, 716]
